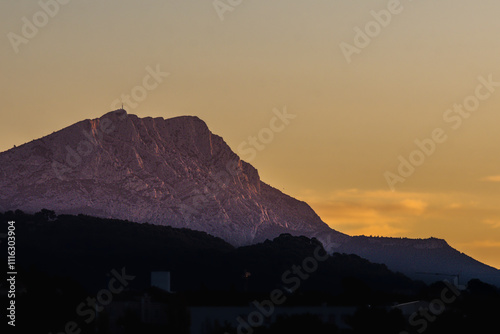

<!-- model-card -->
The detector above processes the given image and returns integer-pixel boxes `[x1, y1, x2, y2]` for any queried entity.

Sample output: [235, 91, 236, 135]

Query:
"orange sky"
[1, 0, 499, 269]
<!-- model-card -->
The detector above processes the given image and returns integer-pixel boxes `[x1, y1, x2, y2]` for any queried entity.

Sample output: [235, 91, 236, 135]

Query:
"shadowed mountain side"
[0, 211, 421, 297]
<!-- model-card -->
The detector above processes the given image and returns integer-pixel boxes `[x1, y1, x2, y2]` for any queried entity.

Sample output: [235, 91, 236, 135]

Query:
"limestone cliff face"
[0, 110, 339, 245]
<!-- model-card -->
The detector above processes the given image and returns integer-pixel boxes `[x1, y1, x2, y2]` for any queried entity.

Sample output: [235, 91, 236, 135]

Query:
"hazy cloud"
[484, 219, 500, 229]
[480, 175, 500, 182]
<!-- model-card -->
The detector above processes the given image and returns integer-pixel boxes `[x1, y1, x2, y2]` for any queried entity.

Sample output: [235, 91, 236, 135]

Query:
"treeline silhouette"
[1, 210, 499, 333]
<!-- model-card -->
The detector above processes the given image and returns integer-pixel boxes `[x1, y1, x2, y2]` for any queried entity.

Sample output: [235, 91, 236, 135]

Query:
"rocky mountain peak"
[0, 110, 332, 245]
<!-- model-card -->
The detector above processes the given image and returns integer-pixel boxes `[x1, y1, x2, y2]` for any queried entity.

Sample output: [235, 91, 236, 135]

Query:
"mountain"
[331, 236, 500, 286]
[1, 110, 499, 285]
[0, 109, 341, 246]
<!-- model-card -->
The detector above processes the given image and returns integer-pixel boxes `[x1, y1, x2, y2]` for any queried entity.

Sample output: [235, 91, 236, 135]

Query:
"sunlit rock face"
[0, 110, 341, 246]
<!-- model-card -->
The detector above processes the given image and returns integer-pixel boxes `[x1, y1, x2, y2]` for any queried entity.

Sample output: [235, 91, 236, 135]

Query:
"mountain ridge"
[0, 110, 339, 246]
[1, 109, 499, 285]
